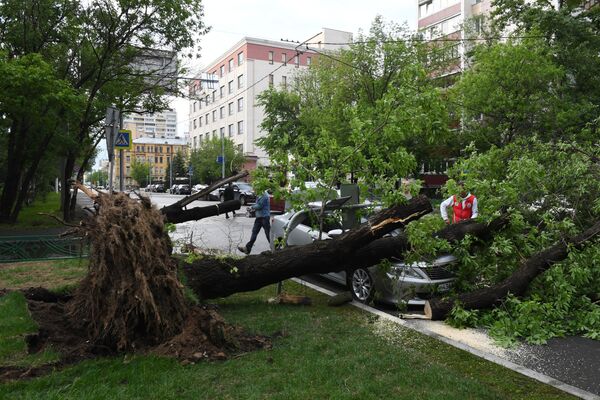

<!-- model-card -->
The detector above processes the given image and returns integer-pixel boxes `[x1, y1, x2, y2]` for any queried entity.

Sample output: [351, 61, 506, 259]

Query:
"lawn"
[0, 260, 573, 399]
[0, 192, 62, 229]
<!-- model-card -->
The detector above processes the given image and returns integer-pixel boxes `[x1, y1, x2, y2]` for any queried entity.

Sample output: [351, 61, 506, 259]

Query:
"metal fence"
[0, 235, 89, 263]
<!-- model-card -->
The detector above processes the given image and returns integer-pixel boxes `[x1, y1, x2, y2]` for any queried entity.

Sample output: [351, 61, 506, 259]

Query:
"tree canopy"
[189, 137, 245, 184]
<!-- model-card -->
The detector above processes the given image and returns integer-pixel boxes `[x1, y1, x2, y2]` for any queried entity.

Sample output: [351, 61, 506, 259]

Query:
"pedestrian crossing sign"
[115, 129, 132, 150]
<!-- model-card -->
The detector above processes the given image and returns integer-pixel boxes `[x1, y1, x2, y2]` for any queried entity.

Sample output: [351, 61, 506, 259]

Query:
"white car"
[270, 200, 456, 305]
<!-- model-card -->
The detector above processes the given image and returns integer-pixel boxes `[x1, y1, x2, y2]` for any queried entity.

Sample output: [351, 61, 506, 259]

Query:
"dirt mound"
[153, 305, 272, 363]
[1, 294, 271, 382]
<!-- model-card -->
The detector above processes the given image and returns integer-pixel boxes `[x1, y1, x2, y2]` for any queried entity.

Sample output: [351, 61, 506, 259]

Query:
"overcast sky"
[172, 0, 417, 135]
[98, 1, 417, 165]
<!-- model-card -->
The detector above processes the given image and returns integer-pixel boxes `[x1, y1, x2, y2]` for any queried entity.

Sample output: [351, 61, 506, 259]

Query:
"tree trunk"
[183, 212, 508, 299]
[182, 196, 433, 300]
[61, 153, 76, 221]
[424, 219, 600, 320]
[163, 200, 242, 224]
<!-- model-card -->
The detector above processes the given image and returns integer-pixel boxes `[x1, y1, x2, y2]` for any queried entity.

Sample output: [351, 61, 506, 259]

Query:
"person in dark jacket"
[223, 182, 236, 219]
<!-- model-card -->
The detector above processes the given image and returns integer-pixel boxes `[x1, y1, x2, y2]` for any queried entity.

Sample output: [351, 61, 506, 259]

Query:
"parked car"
[175, 184, 191, 195]
[192, 184, 208, 194]
[270, 201, 456, 305]
[153, 184, 165, 193]
[218, 182, 256, 205]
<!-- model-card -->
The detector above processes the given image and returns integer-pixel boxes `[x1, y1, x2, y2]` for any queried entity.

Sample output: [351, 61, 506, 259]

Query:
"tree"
[416, 1, 600, 343]
[164, 150, 188, 185]
[88, 169, 108, 187]
[189, 137, 245, 184]
[0, 53, 84, 223]
[256, 18, 450, 211]
[130, 160, 151, 188]
[0, 0, 208, 222]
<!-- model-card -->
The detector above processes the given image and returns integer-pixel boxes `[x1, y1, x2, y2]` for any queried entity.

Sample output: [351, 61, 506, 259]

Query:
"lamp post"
[221, 131, 225, 179]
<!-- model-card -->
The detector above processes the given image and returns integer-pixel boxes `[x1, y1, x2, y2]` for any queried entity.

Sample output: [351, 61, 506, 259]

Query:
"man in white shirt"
[440, 181, 478, 224]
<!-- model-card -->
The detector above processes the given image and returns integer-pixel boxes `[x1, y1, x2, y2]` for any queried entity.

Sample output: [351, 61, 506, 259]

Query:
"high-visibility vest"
[452, 194, 475, 223]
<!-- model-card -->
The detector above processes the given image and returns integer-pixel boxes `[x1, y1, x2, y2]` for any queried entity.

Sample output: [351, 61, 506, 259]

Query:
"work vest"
[452, 194, 475, 223]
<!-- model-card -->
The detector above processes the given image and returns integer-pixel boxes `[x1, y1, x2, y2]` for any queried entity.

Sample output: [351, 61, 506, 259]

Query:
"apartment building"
[122, 109, 178, 140]
[114, 137, 188, 187]
[188, 28, 352, 170]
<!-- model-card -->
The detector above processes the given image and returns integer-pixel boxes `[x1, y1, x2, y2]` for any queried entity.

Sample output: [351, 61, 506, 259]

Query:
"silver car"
[270, 203, 456, 305]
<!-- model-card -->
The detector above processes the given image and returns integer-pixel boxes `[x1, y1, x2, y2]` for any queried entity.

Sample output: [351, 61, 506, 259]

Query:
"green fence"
[0, 235, 89, 263]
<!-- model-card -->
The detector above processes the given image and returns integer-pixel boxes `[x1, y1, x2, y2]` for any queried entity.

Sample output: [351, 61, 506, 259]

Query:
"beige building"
[187, 28, 352, 170]
[114, 137, 188, 188]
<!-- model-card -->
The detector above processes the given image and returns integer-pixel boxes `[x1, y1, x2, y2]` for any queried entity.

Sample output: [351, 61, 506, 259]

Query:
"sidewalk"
[296, 277, 600, 400]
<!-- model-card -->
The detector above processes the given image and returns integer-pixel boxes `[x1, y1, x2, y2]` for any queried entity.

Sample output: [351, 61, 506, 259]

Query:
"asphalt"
[3, 191, 599, 399]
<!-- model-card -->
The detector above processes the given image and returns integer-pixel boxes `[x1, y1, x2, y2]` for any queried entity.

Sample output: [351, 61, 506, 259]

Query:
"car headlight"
[388, 264, 423, 280]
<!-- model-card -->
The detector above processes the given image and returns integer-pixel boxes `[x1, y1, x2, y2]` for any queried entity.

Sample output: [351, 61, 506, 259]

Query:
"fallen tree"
[424, 220, 600, 320]
[182, 195, 434, 299]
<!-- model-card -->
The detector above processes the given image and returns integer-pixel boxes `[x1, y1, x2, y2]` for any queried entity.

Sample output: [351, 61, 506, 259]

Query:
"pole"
[119, 113, 124, 191]
[221, 132, 225, 179]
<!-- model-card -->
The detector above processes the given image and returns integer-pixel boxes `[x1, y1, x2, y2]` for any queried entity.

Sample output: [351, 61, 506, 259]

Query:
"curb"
[292, 277, 600, 400]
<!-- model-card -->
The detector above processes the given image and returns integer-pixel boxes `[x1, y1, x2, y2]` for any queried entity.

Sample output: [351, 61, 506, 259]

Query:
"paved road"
[147, 192, 270, 255]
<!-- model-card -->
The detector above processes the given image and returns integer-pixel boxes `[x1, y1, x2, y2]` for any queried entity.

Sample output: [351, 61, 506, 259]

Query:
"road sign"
[105, 106, 120, 162]
[188, 166, 194, 175]
[115, 130, 132, 150]
[216, 156, 223, 164]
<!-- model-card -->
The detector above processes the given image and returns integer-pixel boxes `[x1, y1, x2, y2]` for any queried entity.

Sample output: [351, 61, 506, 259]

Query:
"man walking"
[223, 182, 236, 219]
[238, 189, 270, 254]
[440, 181, 478, 224]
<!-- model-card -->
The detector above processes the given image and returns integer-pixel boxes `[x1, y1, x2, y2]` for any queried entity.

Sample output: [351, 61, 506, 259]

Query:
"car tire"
[347, 267, 375, 304]
[239, 195, 246, 206]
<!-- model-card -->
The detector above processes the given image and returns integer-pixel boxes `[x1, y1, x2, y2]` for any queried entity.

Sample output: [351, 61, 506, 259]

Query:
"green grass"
[0, 292, 60, 368]
[0, 259, 87, 290]
[0, 277, 573, 399]
[0, 192, 62, 229]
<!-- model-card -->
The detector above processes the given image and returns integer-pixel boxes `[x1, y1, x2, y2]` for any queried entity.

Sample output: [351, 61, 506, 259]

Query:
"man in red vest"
[440, 181, 478, 224]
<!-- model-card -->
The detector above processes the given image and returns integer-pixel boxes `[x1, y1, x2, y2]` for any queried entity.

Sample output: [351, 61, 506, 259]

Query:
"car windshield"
[237, 183, 252, 191]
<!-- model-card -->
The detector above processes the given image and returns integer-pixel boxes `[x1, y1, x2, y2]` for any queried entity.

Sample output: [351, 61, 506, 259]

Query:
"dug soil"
[0, 287, 272, 382]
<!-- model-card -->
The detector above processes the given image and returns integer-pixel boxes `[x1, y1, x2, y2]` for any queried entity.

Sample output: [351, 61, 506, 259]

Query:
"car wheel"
[239, 195, 246, 206]
[347, 267, 375, 304]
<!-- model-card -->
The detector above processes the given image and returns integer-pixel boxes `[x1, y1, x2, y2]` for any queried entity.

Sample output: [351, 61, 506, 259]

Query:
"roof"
[133, 137, 187, 145]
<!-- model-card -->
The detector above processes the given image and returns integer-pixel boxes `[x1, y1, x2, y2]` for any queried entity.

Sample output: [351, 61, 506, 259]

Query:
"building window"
[237, 74, 244, 89]
[228, 124, 234, 137]
[212, 129, 217, 139]
[199, 117, 202, 127]
[212, 91, 216, 102]
[237, 97, 243, 112]
[220, 127, 225, 138]
[307, 56, 312, 66]
[220, 65, 225, 77]
[193, 102, 197, 112]
[269, 74, 274, 87]
[282, 53, 287, 65]
[237, 144, 243, 152]
[228, 102, 234, 115]
[220, 106, 225, 119]
[205, 95, 209, 104]
[237, 120, 244, 135]
[229, 58, 234, 71]
[282, 75, 287, 88]
[126, 155, 131, 162]
[212, 110, 217, 122]
[220, 85, 225, 98]
[268, 51, 274, 64]
[238, 51, 244, 65]
[193, 119, 197, 129]
[198, 135, 203, 144]
[205, 114, 209, 124]
[160, 156, 163, 163]
[295, 55, 299, 68]
[228, 80, 233, 94]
